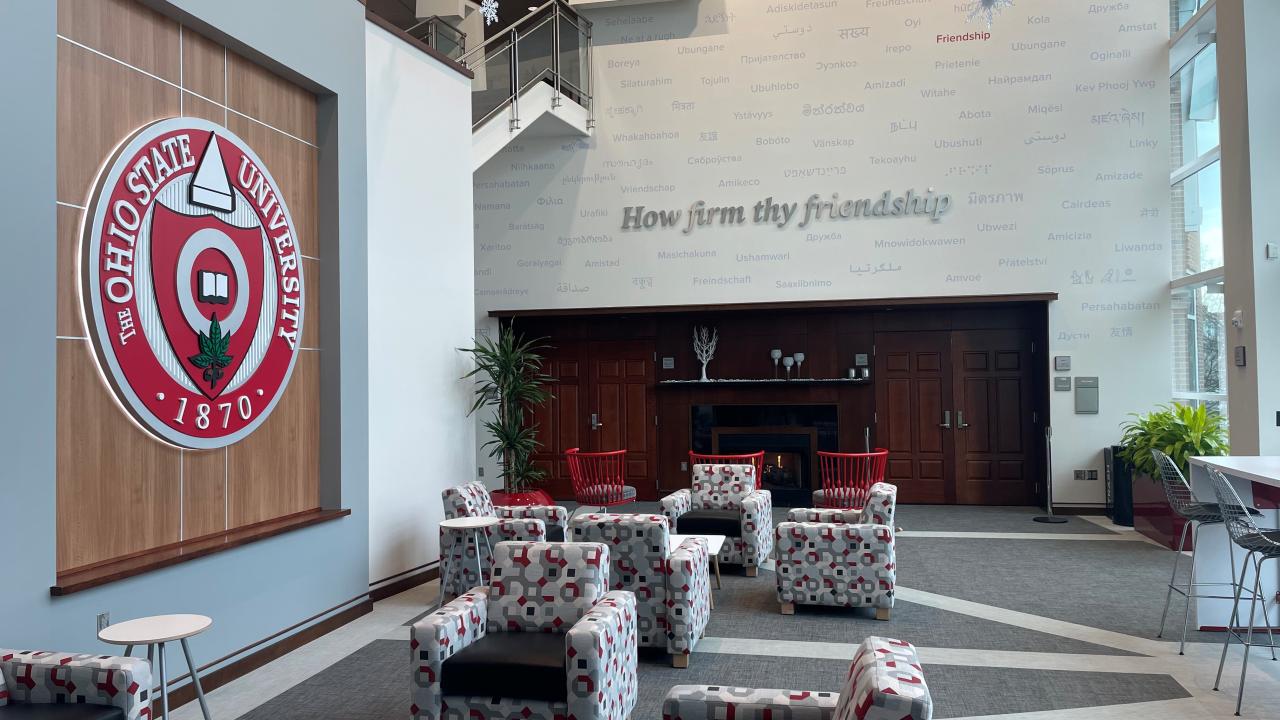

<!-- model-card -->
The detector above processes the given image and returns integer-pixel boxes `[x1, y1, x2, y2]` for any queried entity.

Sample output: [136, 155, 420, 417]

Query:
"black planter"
[1104, 445, 1134, 527]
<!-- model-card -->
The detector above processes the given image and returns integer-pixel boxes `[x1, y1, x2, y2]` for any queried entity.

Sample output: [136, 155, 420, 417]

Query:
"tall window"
[1169, 21, 1226, 418]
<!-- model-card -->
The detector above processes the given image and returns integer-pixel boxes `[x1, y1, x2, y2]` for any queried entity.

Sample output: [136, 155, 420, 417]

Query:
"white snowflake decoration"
[480, 0, 500, 26]
[966, 0, 1014, 28]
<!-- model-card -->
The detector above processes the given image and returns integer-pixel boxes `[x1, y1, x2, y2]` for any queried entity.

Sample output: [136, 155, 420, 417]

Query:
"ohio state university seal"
[82, 118, 304, 449]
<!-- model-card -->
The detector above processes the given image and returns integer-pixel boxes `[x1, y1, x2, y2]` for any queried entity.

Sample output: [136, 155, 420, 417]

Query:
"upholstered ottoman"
[662, 635, 931, 720]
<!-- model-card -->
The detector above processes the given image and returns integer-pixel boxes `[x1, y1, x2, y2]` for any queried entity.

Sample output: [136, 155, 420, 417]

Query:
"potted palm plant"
[461, 328, 555, 506]
[1118, 402, 1229, 548]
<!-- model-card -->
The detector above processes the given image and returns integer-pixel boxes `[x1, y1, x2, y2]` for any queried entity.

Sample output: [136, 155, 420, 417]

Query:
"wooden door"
[875, 332, 952, 504]
[951, 330, 1037, 505]
[529, 343, 587, 500]
[588, 341, 657, 500]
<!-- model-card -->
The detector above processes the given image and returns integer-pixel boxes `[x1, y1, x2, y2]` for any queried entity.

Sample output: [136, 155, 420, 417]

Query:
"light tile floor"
[171, 517, 1280, 720]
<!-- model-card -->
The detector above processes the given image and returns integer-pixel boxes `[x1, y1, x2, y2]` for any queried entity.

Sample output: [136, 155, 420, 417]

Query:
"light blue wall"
[0, 0, 370, 674]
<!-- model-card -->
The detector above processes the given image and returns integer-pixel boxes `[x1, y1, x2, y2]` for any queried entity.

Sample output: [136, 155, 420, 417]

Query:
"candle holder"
[793, 352, 805, 378]
[782, 356, 795, 380]
[770, 349, 782, 378]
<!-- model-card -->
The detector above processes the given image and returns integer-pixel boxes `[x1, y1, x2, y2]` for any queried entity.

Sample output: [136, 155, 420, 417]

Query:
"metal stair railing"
[404, 15, 467, 61]
[458, 0, 594, 132]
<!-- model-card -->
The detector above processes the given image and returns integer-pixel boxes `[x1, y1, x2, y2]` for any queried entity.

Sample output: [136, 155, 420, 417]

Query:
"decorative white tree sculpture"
[693, 326, 718, 382]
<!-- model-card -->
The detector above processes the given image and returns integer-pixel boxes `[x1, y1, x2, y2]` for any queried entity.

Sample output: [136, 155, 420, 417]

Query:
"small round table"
[436, 516, 500, 610]
[98, 614, 213, 720]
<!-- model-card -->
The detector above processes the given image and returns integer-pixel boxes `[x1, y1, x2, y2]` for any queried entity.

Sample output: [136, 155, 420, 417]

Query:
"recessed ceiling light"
[528, 5, 538, 10]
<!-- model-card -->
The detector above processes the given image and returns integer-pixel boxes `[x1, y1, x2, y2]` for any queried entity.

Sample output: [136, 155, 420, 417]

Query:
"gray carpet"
[705, 566, 1141, 656]
[236, 639, 1188, 720]
[896, 536, 1228, 644]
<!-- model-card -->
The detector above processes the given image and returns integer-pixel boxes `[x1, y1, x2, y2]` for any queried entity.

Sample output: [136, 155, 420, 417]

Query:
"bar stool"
[1207, 466, 1280, 716]
[1152, 449, 1250, 654]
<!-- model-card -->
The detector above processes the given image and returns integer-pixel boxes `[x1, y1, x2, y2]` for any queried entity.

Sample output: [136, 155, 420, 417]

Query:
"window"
[1169, 28, 1226, 418]
[1173, 0, 1207, 34]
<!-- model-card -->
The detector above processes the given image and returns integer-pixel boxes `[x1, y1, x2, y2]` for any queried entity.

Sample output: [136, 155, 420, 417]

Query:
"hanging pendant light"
[967, 0, 1014, 28]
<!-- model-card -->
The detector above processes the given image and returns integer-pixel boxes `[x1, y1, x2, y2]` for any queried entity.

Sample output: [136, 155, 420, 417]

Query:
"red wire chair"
[817, 449, 889, 509]
[688, 451, 764, 477]
[566, 448, 635, 515]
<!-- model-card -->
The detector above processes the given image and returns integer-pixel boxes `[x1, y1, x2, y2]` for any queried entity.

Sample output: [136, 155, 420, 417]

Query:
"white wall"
[472, 0, 1172, 505]
[367, 21, 476, 584]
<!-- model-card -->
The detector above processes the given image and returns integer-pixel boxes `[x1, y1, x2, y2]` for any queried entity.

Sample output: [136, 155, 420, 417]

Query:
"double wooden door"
[875, 330, 1039, 505]
[529, 340, 657, 500]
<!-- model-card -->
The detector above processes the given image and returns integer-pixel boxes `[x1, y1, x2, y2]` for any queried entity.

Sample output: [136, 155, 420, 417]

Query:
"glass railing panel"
[434, 23, 465, 60]
[472, 41, 514, 125]
[514, 16, 556, 94]
[558, 13, 589, 105]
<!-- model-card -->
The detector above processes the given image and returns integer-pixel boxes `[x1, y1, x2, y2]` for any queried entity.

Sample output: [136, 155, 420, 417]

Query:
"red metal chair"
[566, 448, 637, 515]
[688, 451, 764, 477]
[817, 449, 889, 509]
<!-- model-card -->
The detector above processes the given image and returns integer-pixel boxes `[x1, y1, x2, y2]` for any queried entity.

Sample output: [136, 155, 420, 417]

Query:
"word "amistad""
[621, 189, 953, 235]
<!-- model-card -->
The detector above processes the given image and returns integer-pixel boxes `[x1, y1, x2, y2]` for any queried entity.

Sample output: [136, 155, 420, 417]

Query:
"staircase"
[446, 0, 596, 169]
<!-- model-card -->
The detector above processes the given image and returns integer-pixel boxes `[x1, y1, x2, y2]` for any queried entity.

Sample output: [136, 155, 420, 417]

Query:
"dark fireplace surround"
[691, 404, 838, 507]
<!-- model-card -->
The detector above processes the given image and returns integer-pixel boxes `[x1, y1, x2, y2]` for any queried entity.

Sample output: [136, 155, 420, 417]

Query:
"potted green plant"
[461, 328, 555, 506]
[1118, 402, 1229, 548]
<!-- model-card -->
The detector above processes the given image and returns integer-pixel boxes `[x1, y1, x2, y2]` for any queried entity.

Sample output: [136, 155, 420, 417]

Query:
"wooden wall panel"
[180, 28, 226, 104]
[227, 51, 317, 144]
[57, 0, 180, 83]
[57, 342, 182, 571]
[226, 352, 321, 527]
[182, 92, 226, 125]
[57, 41, 180, 204]
[55, 206, 82, 338]
[56, 0, 322, 573]
[183, 450, 228, 540]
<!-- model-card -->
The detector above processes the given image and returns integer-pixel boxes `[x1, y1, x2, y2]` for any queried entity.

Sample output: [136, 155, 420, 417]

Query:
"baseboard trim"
[162, 599, 372, 712]
[160, 563, 441, 711]
[370, 565, 439, 602]
[1044, 506, 1108, 516]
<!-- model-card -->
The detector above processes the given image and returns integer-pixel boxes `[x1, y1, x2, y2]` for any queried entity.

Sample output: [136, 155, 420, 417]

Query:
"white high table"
[1188, 456, 1280, 629]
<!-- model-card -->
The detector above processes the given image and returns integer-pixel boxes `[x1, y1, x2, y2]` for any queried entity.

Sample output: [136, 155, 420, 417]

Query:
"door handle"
[940, 410, 951, 429]
[957, 410, 969, 429]
[590, 413, 603, 430]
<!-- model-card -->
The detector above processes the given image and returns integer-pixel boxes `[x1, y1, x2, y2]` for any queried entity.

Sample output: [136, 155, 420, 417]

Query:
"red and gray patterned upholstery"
[661, 464, 774, 572]
[811, 483, 897, 528]
[775, 512, 895, 612]
[411, 541, 638, 720]
[569, 513, 711, 661]
[662, 636, 931, 720]
[440, 482, 569, 596]
[0, 649, 152, 720]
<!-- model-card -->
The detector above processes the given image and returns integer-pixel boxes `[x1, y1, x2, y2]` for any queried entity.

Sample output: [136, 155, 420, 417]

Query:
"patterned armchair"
[775, 507, 896, 618]
[569, 513, 711, 667]
[411, 542, 638, 720]
[0, 649, 152, 720]
[660, 464, 773, 576]
[812, 482, 898, 528]
[440, 481, 569, 596]
[663, 636, 932, 720]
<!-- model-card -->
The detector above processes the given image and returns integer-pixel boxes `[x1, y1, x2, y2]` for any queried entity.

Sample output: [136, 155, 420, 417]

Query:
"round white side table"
[436, 516, 500, 610]
[99, 614, 214, 720]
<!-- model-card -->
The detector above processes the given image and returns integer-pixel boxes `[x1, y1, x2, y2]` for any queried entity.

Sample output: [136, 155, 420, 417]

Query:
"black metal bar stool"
[1207, 466, 1280, 716]
[1152, 450, 1248, 653]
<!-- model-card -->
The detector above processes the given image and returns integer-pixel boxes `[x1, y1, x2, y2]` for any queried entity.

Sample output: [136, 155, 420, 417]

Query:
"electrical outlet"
[1074, 470, 1087, 481]
[680, 461, 688, 472]
[477, 467, 484, 477]
[97, 612, 110, 632]
[1087, 469, 1098, 481]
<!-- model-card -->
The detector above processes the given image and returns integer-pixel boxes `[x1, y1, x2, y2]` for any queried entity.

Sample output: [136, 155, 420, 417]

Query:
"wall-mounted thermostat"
[855, 353, 869, 367]
[661, 356, 675, 370]
[1054, 356, 1071, 372]
[1075, 376, 1099, 414]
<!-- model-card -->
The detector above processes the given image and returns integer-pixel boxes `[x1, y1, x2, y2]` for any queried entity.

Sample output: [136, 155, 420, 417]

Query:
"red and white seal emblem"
[82, 118, 304, 449]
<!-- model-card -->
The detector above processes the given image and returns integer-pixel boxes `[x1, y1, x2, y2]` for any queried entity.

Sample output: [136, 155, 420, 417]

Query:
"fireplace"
[691, 405, 838, 506]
